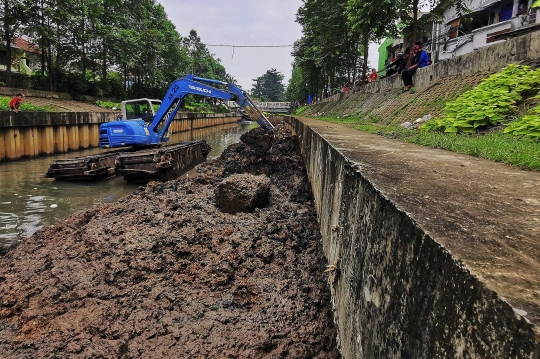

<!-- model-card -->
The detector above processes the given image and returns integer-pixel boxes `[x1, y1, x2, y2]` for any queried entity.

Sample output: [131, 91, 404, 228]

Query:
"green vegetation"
[295, 106, 310, 116]
[309, 115, 540, 170]
[1, 1, 230, 101]
[95, 100, 121, 110]
[504, 99, 540, 140]
[286, 0, 466, 103]
[423, 65, 540, 134]
[251, 69, 286, 102]
[0, 97, 53, 112]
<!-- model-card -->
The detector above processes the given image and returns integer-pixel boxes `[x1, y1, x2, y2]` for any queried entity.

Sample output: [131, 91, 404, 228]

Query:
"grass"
[0, 96, 55, 112]
[95, 100, 121, 110]
[310, 115, 540, 171]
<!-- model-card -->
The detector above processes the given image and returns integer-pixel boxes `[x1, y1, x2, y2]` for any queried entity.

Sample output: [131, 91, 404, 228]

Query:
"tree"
[346, 0, 402, 84]
[181, 29, 225, 80]
[225, 73, 238, 85]
[285, 61, 308, 103]
[292, 0, 363, 100]
[5, 0, 225, 99]
[0, 0, 31, 86]
[251, 68, 285, 102]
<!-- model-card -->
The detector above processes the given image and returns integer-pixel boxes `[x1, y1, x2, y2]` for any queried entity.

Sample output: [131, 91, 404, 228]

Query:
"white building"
[435, 0, 540, 61]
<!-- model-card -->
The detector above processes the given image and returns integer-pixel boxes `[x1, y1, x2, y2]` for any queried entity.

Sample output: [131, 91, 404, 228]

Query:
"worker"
[9, 93, 25, 113]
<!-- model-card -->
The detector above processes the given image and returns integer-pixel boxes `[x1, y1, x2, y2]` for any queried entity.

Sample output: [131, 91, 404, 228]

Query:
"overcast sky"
[157, 0, 379, 91]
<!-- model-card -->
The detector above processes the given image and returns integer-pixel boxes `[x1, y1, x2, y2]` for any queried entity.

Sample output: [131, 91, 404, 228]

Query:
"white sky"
[158, 0, 379, 91]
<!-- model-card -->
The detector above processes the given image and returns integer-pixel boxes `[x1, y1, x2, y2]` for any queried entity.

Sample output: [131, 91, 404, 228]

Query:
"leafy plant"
[424, 64, 540, 133]
[504, 98, 540, 140]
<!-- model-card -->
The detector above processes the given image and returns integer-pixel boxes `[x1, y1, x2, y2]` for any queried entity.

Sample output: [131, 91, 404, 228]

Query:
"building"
[0, 37, 41, 76]
[435, 0, 540, 61]
[377, 0, 539, 67]
[378, 38, 395, 74]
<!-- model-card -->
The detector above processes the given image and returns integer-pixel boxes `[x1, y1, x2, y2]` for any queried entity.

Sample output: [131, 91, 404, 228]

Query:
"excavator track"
[45, 141, 211, 182]
[45, 150, 125, 181]
[115, 140, 212, 182]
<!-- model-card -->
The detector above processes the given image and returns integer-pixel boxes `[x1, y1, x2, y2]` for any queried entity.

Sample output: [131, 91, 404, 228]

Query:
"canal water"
[0, 123, 256, 250]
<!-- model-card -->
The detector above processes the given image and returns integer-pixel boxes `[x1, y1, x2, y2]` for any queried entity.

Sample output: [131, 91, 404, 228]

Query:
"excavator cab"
[121, 99, 162, 122]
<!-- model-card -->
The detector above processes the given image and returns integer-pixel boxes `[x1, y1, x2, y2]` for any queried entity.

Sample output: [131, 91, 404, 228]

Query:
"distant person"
[368, 69, 378, 82]
[397, 47, 410, 75]
[9, 93, 24, 113]
[385, 53, 404, 77]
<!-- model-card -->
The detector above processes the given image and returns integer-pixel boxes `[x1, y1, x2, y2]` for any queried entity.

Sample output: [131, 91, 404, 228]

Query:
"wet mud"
[0, 121, 339, 358]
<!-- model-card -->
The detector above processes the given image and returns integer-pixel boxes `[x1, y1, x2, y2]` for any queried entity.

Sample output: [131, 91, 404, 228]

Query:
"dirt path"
[23, 97, 114, 112]
[0, 121, 339, 358]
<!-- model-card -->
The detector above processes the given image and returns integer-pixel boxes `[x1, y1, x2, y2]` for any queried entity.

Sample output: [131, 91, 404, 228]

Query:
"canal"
[0, 122, 256, 251]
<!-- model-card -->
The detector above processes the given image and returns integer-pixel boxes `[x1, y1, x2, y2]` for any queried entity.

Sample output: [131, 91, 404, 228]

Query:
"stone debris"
[414, 114, 432, 125]
[400, 121, 414, 129]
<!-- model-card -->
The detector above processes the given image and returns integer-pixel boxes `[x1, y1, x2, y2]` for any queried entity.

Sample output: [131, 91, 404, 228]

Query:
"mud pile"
[0, 121, 339, 358]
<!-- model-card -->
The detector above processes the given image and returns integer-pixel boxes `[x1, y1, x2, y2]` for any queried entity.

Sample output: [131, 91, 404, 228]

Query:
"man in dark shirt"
[385, 53, 403, 77]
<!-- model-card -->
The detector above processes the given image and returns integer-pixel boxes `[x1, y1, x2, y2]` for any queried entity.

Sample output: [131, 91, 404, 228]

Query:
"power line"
[206, 44, 293, 59]
[206, 44, 293, 47]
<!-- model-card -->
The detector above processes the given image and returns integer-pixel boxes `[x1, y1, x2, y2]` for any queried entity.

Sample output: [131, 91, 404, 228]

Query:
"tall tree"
[7, 0, 225, 99]
[293, 0, 362, 100]
[346, 0, 401, 83]
[251, 68, 285, 102]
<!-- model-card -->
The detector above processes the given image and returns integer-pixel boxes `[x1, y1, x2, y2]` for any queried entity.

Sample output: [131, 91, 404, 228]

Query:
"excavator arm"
[99, 75, 273, 149]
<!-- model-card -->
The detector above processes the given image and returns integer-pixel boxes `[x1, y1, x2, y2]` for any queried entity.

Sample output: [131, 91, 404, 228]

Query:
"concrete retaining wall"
[285, 115, 539, 359]
[0, 112, 238, 161]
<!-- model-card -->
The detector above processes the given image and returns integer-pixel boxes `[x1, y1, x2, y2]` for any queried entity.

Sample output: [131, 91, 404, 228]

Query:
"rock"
[414, 114, 433, 125]
[215, 174, 271, 214]
[240, 127, 273, 156]
[400, 121, 414, 129]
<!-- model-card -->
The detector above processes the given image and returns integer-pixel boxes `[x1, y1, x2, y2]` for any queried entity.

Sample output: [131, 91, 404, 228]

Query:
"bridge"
[256, 102, 291, 113]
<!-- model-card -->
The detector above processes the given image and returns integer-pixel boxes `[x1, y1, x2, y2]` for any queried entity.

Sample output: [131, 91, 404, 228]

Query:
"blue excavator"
[46, 75, 274, 182]
[99, 74, 274, 149]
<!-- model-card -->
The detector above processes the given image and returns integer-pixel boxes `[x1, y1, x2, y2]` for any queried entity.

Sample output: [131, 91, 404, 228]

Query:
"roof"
[10, 37, 41, 54]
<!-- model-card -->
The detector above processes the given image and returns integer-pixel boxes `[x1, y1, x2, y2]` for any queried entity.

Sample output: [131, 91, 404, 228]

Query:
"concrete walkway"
[296, 116, 540, 336]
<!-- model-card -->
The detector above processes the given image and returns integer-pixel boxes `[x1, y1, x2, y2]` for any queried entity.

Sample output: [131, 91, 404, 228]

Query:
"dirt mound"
[215, 174, 271, 214]
[0, 121, 339, 358]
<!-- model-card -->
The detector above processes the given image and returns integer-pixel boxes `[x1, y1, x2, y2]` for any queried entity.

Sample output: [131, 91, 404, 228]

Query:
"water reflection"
[0, 122, 256, 249]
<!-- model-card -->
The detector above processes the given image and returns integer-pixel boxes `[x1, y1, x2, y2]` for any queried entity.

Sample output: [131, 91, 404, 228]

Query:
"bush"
[424, 64, 540, 133]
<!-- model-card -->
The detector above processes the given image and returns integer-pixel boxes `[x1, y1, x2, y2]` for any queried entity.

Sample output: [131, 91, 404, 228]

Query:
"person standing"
[401, 45, 429, 91]
[9, 93, 25, 113]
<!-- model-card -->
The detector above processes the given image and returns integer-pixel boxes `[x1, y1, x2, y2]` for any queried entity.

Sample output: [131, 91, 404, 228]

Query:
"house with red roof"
[0, 37, 41, 76]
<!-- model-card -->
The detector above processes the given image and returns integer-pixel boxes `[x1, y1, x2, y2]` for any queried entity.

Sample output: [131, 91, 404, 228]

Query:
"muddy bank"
[0, 121, 339, 358]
